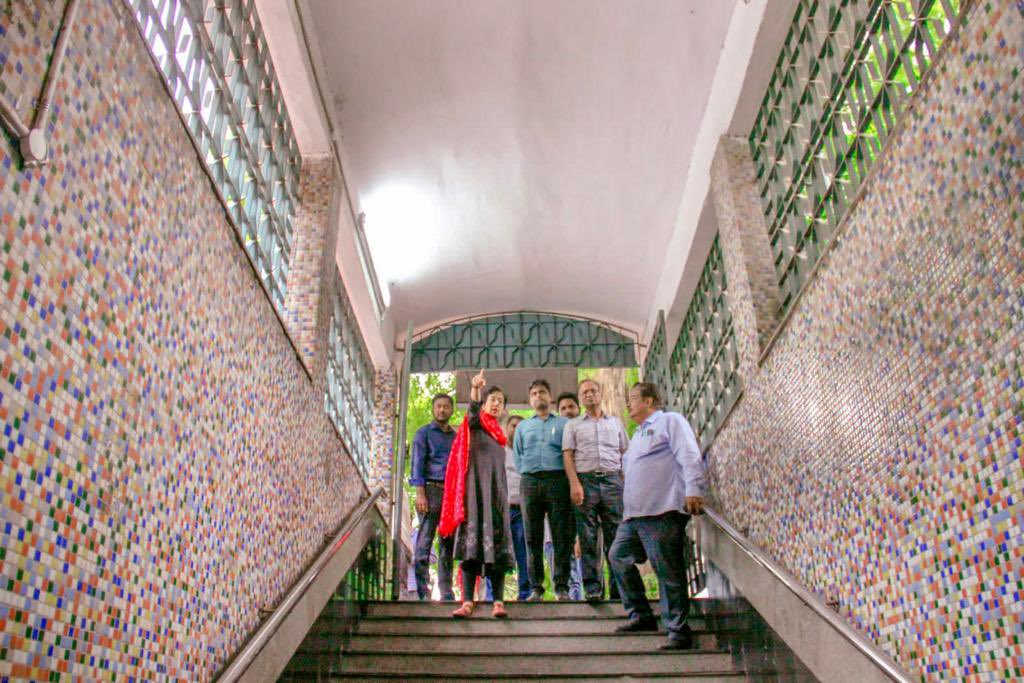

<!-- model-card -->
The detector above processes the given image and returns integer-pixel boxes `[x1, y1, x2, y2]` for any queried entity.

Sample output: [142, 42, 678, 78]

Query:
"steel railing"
[700, 507, 912, 683]
[217, 487, 387, 682]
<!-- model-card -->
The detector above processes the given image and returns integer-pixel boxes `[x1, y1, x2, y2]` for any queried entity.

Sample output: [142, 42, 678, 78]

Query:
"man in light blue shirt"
[609, 382, 706, 650]
[513, 379, 573, 600]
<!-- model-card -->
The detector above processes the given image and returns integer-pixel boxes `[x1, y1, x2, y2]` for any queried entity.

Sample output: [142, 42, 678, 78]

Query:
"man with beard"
[513, 379, 572, 601]
[409, 394, 457, 600]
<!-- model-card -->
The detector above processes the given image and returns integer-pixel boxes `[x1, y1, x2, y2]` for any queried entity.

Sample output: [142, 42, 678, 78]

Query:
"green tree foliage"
[577, 367, 641, 436]
[403, 373, 461, 502]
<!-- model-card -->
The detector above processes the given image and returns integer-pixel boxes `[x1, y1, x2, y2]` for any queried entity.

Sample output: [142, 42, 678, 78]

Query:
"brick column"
[709, 136, 781, 383]
[284, 155, 334, 370]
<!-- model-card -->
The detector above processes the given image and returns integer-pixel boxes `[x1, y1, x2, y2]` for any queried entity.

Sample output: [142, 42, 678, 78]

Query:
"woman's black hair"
[485, 385, 507, 404]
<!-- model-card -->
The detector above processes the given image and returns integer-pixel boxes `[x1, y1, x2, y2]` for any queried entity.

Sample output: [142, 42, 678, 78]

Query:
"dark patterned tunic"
[454, 400, 514, 570]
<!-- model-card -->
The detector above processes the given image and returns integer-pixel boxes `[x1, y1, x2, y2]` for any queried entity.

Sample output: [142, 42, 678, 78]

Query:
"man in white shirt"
[609, 382, 706, 650]
[563, 378, 628, 602]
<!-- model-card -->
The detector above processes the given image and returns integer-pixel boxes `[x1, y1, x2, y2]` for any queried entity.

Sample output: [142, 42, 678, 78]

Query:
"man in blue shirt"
[409, 393, 457, 600]
[513, 379, 573, 601]
[609, 382, 706, 649]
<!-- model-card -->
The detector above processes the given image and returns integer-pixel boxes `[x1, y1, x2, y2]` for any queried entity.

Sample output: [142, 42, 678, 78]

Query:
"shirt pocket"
[523, 427, 545, 453]
[548, 424, 564, 449]
[633, 429, 668, 459]
[597, 420, 622, 444]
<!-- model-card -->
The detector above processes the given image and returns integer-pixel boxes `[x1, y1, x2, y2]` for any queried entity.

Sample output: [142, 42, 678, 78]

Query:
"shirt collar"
[580, 411, 606, 422]
[429, 421, 454, 433]
[641, 410, 664, 427]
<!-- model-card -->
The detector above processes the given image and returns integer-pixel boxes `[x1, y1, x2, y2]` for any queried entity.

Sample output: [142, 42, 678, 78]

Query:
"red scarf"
[439, 410, 507, 537]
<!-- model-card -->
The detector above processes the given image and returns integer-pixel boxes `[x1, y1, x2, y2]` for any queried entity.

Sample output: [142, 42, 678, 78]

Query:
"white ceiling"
[304, 0, 738, 335]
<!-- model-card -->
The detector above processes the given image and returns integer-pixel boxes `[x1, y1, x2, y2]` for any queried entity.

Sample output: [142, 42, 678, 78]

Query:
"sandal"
[451, 602, 475, 618]
[492, 602, 508, 619]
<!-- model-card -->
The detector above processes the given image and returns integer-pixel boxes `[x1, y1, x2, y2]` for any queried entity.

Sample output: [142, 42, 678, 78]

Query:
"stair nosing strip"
[294, 675, 745, 679]
[331, 649, 732, 657]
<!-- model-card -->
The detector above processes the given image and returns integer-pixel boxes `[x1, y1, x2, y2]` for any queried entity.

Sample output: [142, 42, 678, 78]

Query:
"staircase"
[279, 598, 815, 681]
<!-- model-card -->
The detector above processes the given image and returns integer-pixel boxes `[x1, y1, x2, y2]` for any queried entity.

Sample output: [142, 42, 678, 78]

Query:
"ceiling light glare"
[362, 182, 442, 300]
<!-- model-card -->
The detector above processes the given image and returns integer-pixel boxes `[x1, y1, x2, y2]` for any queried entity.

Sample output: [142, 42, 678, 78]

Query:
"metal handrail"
[701, 507, 912, 683]
[217, 487, 386, 682]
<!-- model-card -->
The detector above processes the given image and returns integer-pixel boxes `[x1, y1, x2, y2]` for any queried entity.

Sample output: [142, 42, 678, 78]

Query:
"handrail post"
[390, 321, 414, 599]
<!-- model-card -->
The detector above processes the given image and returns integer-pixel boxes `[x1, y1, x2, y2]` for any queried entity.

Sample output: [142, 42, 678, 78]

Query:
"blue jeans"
[487, 504, 530, 600]
[510, 504, 531, 599]
[609, 512, 692, 642]
[544, 541, 583, 599]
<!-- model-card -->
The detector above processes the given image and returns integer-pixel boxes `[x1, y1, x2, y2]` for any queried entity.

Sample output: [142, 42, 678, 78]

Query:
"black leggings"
[461, 560, 505, 602]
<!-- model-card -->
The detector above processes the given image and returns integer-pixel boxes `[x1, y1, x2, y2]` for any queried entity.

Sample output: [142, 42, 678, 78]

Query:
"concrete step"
[349, 616, 713, 636]
[288, 674, 747, 682]
[291, 651, 736, 677]
[362, 600, 639, 619]
[314, 632, 720, 654]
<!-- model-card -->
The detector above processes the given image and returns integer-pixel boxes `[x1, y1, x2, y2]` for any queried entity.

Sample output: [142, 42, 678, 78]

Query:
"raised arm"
[467, 369, 486, 427]
[470, 368, 485, 403]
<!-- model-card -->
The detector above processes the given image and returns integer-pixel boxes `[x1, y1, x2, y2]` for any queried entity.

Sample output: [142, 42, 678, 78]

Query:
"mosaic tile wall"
[285, 156, 334, 371]
[707, 2, 1023, 681]
[0, 0, 377, 679]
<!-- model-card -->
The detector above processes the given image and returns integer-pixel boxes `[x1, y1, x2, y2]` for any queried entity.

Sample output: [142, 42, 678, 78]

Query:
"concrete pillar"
[709, 136, 781, 383]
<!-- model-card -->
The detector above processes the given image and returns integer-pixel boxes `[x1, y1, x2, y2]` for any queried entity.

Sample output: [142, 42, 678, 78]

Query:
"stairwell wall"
[707, 2, 1022, 680]
[0, 0, 380, 680]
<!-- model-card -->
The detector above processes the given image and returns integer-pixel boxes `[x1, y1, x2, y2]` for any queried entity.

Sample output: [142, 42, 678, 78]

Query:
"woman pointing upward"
[440, 369, 514, 618]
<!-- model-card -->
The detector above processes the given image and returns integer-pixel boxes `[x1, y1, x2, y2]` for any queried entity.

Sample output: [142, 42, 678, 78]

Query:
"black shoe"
[526, 590, 545, 602]
[585, 592, 603, 603]
[658, 636, 694, 650]
[658, 627, 695, 650]
[555, 591, 571, 601]
[615, 617, 659, 633]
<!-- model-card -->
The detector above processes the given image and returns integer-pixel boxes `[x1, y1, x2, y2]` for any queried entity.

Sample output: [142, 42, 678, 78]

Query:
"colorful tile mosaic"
[710, 136, 781, 376]
[0, 1, 388, 680]
[707, 2, 1024, 681]
[367, 367, 397, 506]
[284, 156, 333, 371]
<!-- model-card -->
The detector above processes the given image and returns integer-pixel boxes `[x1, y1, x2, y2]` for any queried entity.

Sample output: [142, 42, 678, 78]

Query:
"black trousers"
[461, 560, 505, 602]
[414, 482, 455, 600]
[521, 471, 575, 593]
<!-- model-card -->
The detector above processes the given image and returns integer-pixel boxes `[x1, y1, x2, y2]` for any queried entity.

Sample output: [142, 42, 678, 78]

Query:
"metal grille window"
[641, 312, 670, 400]
[129, 0, 301, 310]
[667, 236, 741, 449]
[749, 0, 964, 315]
[325, 291, 375, 475]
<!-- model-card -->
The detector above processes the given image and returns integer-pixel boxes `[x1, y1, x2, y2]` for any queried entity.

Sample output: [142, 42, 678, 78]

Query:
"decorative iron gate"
[409, 312, 638, 372]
